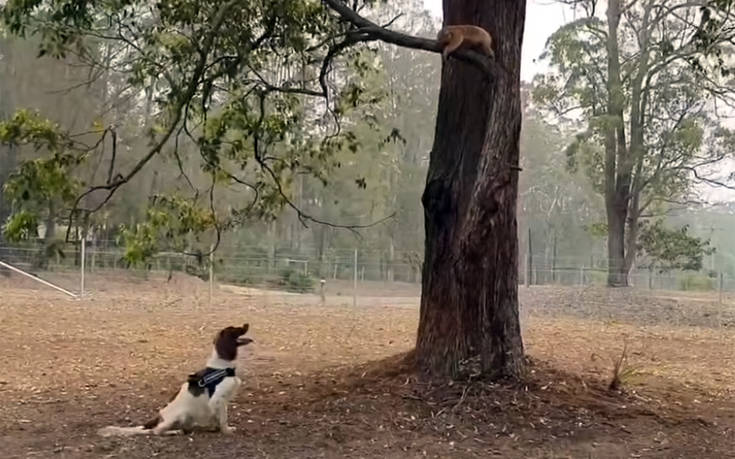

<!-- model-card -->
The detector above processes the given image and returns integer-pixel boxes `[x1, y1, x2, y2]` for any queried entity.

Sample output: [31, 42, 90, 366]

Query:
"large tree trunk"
[621, 3, 653, 283]
[623, 175, 643, 277]
[604, 0, 630, 287]
[415, 0, 525, 379]
[606, 202, 627, 286]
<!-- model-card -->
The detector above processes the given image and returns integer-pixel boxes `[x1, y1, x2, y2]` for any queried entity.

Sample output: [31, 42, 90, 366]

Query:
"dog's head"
[213, 323, 253, 361]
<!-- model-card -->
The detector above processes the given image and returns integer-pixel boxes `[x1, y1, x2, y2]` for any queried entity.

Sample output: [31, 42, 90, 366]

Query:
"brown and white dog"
[98, 324, 253, 437]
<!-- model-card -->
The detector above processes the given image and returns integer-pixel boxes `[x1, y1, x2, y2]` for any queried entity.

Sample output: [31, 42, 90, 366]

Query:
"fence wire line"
[0, 242, 732, 297]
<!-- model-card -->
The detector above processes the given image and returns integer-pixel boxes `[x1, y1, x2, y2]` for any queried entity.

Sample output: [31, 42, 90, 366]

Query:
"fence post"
[526, 228, 532, 287]
[90, 236, 96, 273]
[551, 232, 557, 283]
[80, 236, 86, 298]
[209, 243, 215, 306]
[579, 266, 585, 286]
[353, 249, 358, 307]
[719, 272, 724, 304]
[648, 267, 653, 290]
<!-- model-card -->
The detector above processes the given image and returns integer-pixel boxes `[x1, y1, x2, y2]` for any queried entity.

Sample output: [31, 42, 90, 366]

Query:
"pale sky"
[422, 0, 572, 81]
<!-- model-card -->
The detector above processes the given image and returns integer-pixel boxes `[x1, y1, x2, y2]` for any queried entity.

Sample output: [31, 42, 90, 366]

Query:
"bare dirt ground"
[1, 272, 734, 458]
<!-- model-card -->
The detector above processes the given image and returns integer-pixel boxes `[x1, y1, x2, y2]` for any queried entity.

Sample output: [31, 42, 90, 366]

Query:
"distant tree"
[636, 219, 714, 272]
[534, 0, 735, 286]
[0, 111, 82, 267]
[0, 28, 106, 249]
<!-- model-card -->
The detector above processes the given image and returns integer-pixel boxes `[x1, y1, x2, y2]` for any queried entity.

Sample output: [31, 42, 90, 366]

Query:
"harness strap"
[198, 368, 231, 387]
[188, 367, 236, 396]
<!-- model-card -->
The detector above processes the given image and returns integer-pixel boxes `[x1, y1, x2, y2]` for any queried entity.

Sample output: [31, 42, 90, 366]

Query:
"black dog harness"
[186, 367, 236, 397]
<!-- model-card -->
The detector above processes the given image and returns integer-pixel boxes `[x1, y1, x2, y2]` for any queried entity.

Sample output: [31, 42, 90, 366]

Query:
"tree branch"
[252, 89, 394, 236]
[182, 172, 221, 258]
[106, 127, 118, 185]
[675, 165, 735, 191]
[172, 124, 198, 193]
[322, 0, 502, 77]
[65, 0, 249, 240]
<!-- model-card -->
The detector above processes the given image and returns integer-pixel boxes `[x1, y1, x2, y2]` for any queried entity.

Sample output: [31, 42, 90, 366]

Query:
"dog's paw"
[221, 425, 236, 434]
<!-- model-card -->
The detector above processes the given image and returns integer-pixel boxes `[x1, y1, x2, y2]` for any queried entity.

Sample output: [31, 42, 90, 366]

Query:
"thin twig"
[65, 0, 242, 240]
[106, 128, 117, 185]
[252, 90, 395, 235]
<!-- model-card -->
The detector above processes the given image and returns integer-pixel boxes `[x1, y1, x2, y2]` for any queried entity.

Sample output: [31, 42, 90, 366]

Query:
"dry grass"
[0, 272, 734, 458]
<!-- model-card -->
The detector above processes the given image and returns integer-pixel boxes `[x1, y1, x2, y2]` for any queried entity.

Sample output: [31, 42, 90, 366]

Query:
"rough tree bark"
[620, 2, 653, 282]
[604, 0, 630, 287]
[415, 0, 525, 378]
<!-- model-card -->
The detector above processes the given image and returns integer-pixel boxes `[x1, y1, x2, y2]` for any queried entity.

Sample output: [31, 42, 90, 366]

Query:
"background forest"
[1, 0, 734, 292]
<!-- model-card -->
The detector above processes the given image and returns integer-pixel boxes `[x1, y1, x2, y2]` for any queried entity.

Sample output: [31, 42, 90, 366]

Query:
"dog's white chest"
[162, 376, 241, 426]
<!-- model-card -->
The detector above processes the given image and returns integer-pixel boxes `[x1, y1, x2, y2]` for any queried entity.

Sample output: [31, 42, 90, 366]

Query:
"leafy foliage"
[117, 194, 216, 265]
[0, 110, 81, 241]
[678, 273, 715, 291]
[637, 220, 714, 272]
[278, 267, 315, 293]
[533, 0, 735, 281]
[534, 5, 735, 205]
[584, 222, 608, 239]
[0, 0, 399, 260]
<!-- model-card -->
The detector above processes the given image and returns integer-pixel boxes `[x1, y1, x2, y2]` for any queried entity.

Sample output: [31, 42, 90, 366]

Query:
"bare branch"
[65, 0, 253, 239]
[182, 172, 221, 258]
[381, 13, 403, 29]
[675, 166, 735, 191]
[106, 127, 117, 185]
[321, 0, 503, 77]
[248, 64, 325, 98]
[173, 124, 198, 193]
[252, 90, 394, 236]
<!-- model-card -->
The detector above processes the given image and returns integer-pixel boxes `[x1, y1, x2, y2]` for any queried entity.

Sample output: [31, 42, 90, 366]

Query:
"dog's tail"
[97, 425, 151, 437]
[97, 415, 163, 437]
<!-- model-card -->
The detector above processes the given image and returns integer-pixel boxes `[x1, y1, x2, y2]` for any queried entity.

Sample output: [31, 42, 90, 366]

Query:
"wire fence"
[0, 240, 733, 302]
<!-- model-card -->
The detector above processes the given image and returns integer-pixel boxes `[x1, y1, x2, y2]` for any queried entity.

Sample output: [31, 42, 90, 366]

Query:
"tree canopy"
[0, 0, 414, 255]
[534, 0, 735, 285]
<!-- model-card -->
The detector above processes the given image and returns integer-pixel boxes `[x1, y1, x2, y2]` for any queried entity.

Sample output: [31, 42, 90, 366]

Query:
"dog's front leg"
[218, 402, 235, 434]
[210, 399, 234, 434]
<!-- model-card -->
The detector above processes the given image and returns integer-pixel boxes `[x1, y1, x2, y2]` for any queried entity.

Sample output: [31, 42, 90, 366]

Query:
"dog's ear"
[242, 323, 249, 334]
